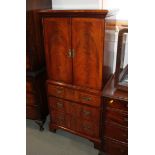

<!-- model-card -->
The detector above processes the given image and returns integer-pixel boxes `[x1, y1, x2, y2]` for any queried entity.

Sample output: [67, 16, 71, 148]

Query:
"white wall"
[102, 0, 128, 20]
[52, 0, 102, 10]
[52, 0, 128, 20]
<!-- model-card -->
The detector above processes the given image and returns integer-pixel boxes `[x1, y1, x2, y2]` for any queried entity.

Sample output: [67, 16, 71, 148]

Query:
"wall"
[52, 0, 128, 20]
[52, 0, 102, 9]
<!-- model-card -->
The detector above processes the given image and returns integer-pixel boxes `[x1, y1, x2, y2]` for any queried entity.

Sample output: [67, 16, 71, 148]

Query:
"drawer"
[103, 138, 128, 155]
[47, 84, 65, 98]
[104, 97, 128, 112]
[49, 97, 66, 113]
[106, 108, 128, 127]
[26, 81, 34, 93]
[47, 84, 101, 107]
[48, 96, 100, 122]
[104, 121, 128, 143]
[26, 93, 37, 106]
[80, 120, 99, 138]
[79, 92, 101, 107]
[26, 106, 40, 120]
[48, 97, 81, 116]
[51, 111, 69, 128]
[80, 106, 100, 122]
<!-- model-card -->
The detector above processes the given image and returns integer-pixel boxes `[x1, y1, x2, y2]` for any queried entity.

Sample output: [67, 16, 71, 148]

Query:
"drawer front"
[81, 106, 100, 122]
[104, 97, 128, 112]
[51, 111, 69, 128]
[79, 92, 101, 107]
[48, 96, 100, 122]
[103, 138, 128, 155]
[48, 97, 81, 116]
[80, 120, 99, 138]
[106, 108, 128, 127]
[47, 84, 65, 98]
[49, 97, 66, 113]
[26, 81, 34, 93]
[47, 84, 101, 107]
[104, 122, 128, 143]
[26, 106, 40, 120]
[26, 93, 37, 106]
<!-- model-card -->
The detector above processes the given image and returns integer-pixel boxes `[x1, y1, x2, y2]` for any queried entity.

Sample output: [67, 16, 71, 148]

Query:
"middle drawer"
[47, 84, 101, 107]
[48, 96, 100, 122]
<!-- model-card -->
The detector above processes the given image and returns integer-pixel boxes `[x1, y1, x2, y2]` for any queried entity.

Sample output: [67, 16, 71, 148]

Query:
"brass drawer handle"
[56, 87, 64, 94]
[82, 96, 92, 101]
[83, 125, 91, 130]
[83, 110, 91, 116]
[56, 102, 63, 108]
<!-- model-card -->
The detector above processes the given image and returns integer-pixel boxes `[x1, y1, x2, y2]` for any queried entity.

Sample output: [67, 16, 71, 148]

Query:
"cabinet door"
[43, 18, 72, 83]
[72, 18, 104, 90]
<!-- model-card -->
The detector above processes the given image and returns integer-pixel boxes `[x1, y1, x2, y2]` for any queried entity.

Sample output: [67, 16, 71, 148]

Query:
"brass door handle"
[67, 49, 72, 58]
[72, 49, 75, 58]
[67, 49, 75, 58]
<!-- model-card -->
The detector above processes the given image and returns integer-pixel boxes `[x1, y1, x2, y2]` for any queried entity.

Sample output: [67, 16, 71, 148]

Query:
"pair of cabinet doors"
[43, 17, 105, 90]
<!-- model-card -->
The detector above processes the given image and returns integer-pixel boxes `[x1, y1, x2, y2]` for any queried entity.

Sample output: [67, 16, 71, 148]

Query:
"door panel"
[72, 18, 104, 90]
[43, 18, 72, 83]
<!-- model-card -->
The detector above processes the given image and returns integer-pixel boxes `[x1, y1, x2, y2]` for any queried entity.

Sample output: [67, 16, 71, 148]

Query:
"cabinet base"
[49, 123, 101, 149]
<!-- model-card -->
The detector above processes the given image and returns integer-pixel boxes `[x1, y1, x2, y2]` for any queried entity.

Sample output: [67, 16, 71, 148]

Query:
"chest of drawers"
[40, 10, 116, 148]
[100, 76, 128, 155]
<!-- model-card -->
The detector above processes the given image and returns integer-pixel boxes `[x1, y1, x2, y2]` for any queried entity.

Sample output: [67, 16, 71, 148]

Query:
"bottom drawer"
[80, 120, 99, 138]
[104, 121, 128, 143]
[103, 138, 128, 155]
[51, 110, 99, 138]
[26, 106, 40, 120]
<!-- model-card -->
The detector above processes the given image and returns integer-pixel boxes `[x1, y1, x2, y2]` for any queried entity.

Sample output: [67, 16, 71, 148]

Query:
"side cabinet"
[26, 0, 52, 130]
[100, 76, 128, 155]
[26, 70, 48, 130]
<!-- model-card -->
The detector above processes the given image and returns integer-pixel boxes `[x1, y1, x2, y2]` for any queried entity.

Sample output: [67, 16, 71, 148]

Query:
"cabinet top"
[103, 75, 128, 101]
[39, 9, 117, 18]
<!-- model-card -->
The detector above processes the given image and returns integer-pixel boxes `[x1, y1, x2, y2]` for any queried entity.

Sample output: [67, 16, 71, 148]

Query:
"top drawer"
[47, 84, 101, 107]
[104, 97, 128, 112]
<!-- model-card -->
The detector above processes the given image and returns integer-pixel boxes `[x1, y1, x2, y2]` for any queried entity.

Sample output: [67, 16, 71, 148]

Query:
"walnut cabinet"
[40, 10, 116, 148]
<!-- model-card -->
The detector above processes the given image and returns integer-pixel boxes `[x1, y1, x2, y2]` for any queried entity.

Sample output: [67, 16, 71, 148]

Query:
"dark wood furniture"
[40, 10, 116, 147]
[100, 28, 128, 155]
[26, 0, 52, 130]
[100, 75, 128, 155]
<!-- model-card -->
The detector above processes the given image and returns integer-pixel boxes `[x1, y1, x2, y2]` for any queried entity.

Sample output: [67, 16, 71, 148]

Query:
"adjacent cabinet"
[40, 10, 115, 147]
[26, 0, 51, 130]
